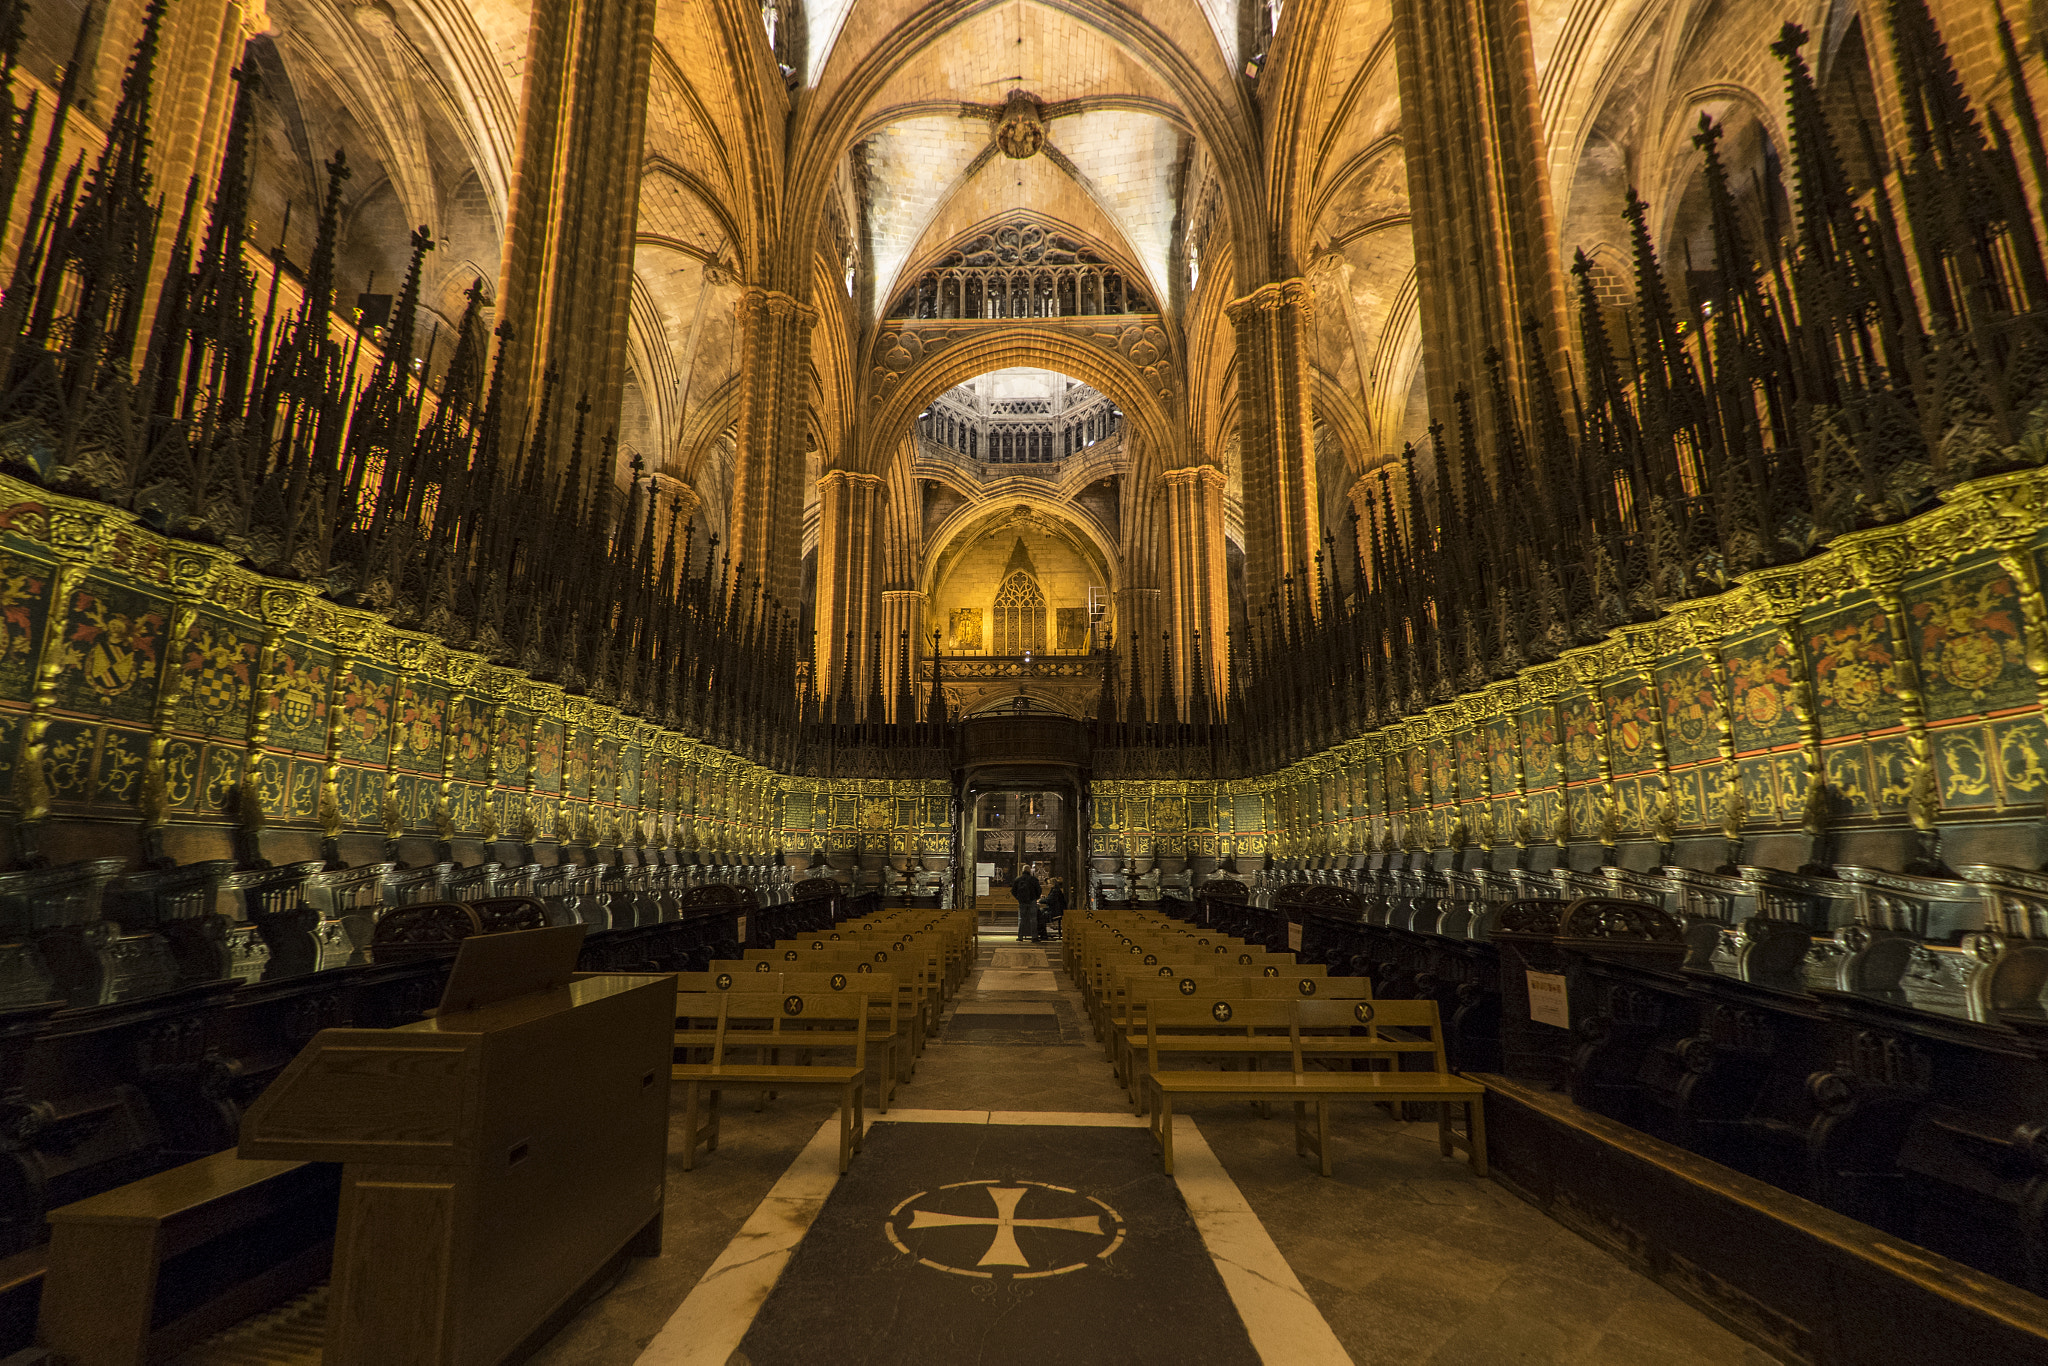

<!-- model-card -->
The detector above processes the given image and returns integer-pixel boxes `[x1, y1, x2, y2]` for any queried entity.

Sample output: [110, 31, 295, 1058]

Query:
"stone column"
[1390, 0, 1568, 441]
[813, 470, 885, 716]
[496, 0, 658, 442]
[726, 289, 819, 610]
[879, 589, 926, 716]
[1226, 280, 1320, 619]
[650, 473, 701, 544]
[1160, 464, 1228, 705]
[1115, 587, 1164, 708]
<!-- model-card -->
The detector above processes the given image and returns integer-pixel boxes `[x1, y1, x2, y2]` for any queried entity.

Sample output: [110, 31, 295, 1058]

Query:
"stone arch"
[862, 327, 1179, 476]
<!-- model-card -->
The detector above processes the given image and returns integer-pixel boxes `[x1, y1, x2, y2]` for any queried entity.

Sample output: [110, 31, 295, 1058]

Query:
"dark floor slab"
[736, 1122, 1259, 1366]
[945, 1011, 1065, 1045]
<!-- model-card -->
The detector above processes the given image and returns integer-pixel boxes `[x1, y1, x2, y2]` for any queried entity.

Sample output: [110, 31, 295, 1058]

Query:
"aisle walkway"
[529, 938, 1774, 1366]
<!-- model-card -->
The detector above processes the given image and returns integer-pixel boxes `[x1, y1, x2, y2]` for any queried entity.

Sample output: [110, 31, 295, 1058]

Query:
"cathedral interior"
[3, 0, 2048, 1361]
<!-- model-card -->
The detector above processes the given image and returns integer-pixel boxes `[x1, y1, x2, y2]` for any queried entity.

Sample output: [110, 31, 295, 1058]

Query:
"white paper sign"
[1286, 922, 1303, 952]
[1525, 971, 1570, 1029]
[975, 877, 991, 895]
[976, 862, 995, 876]
[736, 913, 749, 945]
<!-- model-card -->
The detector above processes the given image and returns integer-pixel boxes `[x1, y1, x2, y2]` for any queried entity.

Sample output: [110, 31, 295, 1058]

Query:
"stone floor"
[526, 928, 1778, 1366]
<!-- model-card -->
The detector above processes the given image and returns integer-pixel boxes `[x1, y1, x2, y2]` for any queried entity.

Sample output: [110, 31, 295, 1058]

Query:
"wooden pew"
[676, 969, 906, 1110]
[1144, 998, 1486, 1178]
[674, 992, 870, 1173]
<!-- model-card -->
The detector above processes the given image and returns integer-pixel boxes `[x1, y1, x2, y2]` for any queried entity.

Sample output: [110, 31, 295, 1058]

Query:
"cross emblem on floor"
[907, 1185, 1101, 1266]
[888, 1180, 1125, 1278]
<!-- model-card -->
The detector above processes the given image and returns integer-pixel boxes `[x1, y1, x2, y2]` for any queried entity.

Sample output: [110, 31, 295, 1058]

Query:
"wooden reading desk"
[234, 932, 674, 1366]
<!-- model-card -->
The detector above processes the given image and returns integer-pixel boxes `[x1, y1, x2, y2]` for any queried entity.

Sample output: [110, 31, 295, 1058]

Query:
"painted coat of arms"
[61, 591, 166, 706]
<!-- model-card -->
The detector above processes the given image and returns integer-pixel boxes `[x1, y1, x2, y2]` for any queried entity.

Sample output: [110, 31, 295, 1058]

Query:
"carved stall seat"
[302, 861, 393, 970]
[367, 897, 551, 963]
[0, 859, 141, 1007]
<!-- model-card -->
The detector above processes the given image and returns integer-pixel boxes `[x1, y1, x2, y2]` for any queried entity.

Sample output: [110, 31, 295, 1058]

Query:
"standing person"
[1038, 876, 1067, 943]
[1011, 864, 1042, 942]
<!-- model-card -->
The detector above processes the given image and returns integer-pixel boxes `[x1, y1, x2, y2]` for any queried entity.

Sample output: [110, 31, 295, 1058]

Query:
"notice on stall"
[736, 913, 749, 946]
[1525, 971, 1570, 1028]
[1286, 922, 1303, 952]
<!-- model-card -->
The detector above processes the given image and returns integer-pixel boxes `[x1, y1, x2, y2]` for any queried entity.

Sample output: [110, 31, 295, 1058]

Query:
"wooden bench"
[674, 992, 870, 1173]
[1116, 974, 1373, 1109]
[39, 1150, 339, 1366]
[677, 969, 906, 1110]
[1144, 998, 1486, 1178]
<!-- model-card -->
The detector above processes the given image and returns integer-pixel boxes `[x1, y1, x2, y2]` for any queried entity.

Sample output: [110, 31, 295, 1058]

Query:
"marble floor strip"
[1168, 1115, 1356, 1366]
[634, 1117, 843, 1366]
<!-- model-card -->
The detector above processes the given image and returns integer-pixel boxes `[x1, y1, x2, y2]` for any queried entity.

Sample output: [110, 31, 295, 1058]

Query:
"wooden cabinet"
[239, 972, 674, 1366]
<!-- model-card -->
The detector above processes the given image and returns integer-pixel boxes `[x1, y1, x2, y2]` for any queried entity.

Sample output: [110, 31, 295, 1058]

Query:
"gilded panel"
[159, 738, 199, 813]
[1518, 706, 1560, 789]
[590, 736, 618, 802]
[446, 695, 493, 782]
[1869, 736, 1914, 811]
[283, 758, 321, 820]
[1993, 715, 2048, 805]
[534, 718, 565, 793]
[52, 580, 170, 723]
[1932, 724, 1998, 809]
[1803, 596, 1899, 739]
[1723, 628, 1801, 753]
[41, 719, 98, 807]
[1907, 559, 2030, 722]
[335, 664, 395, 765]
[0, 550, 52, 700]
[1457, 730, 1485, 797]
[1736, 755, 1779, 822]
[268, 637, 331, 756]
[1486, 717, 1517, 793]
[1561, 695, 1602, 784]
[1654, 655, 1721, 767]
[92, 725, 148, 810]
[1603, 681, 1657, 776]
[199, 743, 239, 814]
[784, 788, 813, 830]
[0, 710, 18, 792]
[254, 753, 287, 818]
[175, 611, 261, 739]
[1428, 740, 1453, 804]
[565, 728, 591, 799]
[498, 706, 533, 783]
[451, 780, 488, 834]
[391, 678, 447, 774]
[1674, 770, 1710, 829]
[1233, 793, 1262, 830]
[620, 744, 641, 808]
[1823, 742, 1875, 816]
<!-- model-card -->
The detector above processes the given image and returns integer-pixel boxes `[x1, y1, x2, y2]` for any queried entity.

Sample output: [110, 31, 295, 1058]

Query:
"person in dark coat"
[1037, 878, 1067, 942]
[1011, 866, 1042, 941]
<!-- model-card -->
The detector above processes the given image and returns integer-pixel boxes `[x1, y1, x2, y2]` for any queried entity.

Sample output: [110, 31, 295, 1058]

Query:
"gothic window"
[993, 572, 1046, 655]
[887, 220, 1154, 318]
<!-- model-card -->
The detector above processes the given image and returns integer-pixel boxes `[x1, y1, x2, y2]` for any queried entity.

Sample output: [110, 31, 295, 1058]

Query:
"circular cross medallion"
[886, 1180, 1124, 1280]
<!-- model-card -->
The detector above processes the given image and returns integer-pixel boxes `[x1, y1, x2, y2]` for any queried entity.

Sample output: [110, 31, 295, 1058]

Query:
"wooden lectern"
[240, 928, 674, 1365]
